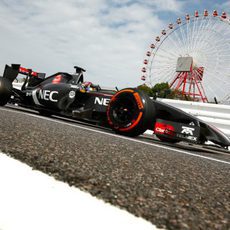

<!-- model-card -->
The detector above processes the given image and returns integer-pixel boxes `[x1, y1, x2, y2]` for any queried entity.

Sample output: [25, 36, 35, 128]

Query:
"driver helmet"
[82, 81, 95, 92]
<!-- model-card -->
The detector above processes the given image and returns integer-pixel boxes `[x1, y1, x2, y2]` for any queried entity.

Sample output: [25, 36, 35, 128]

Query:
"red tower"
[170, 57, 208, 102]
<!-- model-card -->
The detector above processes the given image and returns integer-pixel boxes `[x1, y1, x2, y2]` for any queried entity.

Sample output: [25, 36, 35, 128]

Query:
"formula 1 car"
[0, 63, 230, 149]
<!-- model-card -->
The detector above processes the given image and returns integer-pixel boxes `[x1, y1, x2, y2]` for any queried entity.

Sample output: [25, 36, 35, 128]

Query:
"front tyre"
[107, 88, 155, 137]
[0, 77, 12, 106]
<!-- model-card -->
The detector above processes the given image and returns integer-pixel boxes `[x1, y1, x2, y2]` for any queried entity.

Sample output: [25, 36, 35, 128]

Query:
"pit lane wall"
[157, 98, 230, 137]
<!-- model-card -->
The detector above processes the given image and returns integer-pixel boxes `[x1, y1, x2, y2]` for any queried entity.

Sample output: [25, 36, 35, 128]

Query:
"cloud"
[143, 0, 184, 13]
[216, 1, 230, 15]
[0, 0, 187, 88]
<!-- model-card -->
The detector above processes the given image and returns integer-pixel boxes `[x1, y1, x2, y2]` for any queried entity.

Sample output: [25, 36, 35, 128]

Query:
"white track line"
[0, 152, 157, 230]
[1, 107, 230, 166]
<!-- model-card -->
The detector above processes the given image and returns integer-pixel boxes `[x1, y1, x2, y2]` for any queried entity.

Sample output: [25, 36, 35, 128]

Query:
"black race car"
[0, 64, 229, 149]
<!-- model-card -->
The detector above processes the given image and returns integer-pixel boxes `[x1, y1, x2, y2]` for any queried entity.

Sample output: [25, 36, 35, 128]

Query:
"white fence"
[157, 98, 230, 137]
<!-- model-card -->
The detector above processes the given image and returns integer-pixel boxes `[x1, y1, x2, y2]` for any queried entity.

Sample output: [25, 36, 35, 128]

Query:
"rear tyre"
[0, 77, 12, 106]
[107, 88, 155, 137]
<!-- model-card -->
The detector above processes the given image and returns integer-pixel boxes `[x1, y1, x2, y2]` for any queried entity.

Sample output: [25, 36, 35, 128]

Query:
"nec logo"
[38, 90, 58, 102]
[181, 126, 195, 135]
[94, 97, 110, 106]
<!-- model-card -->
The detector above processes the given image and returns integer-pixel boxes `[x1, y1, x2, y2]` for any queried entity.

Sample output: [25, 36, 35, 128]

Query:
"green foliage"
[151, 82, 171, 99]
[137, 82, 192, 101]
[170, 89, 193, 101]
[137, 84, 152, 95]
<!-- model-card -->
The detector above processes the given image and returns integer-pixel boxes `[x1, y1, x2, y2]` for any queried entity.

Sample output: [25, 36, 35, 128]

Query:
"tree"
[169, 89, 193, 100]
[151, 82, 171, 99]
[137, 84, 152, 96]
[137, 82, 192, 101]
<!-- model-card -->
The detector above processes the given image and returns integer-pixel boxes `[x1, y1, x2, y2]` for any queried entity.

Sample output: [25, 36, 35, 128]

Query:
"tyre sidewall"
[107, 88, 155, 137]
[0, 77, 12, 106]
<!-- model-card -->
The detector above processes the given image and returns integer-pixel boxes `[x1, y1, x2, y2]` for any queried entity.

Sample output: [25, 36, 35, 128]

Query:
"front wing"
[154, 119, 201, 143]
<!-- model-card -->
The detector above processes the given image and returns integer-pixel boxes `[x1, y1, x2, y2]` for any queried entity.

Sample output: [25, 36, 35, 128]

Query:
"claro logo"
[94, 97, 110, 106]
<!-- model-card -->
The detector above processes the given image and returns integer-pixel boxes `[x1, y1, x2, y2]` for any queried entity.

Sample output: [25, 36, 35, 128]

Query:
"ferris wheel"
[141, 10, 230, 103]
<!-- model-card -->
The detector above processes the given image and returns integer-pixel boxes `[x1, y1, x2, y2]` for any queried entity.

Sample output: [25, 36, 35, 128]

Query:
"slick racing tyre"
[107, 88, 155, 137]
[0, 77, 12, 106]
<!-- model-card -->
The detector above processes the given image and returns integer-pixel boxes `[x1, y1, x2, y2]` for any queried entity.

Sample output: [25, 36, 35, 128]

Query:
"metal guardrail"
[157, 98, 230, 137]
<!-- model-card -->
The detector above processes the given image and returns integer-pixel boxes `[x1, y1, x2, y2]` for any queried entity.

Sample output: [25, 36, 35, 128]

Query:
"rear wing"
[2, 64, 46, 82]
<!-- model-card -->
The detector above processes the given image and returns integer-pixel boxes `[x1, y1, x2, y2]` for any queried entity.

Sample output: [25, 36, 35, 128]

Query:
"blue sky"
[0, 0, 229, 88]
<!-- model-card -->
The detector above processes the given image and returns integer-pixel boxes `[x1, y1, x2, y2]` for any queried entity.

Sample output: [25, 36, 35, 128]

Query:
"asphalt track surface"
[0, 106, 230, 230]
